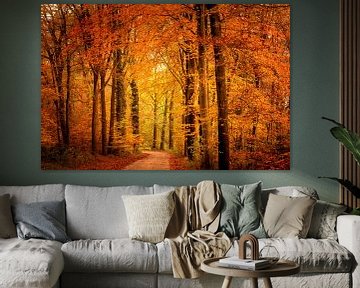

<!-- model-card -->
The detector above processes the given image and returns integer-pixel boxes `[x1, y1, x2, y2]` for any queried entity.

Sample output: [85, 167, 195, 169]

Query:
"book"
[218, 257, 271, 270]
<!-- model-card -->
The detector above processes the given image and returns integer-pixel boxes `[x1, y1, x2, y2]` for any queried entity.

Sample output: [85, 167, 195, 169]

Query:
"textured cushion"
[0, 184, 65, 204]
[0, 238, 64, 288]
[61, 239, 158, 273]
[263, 193, 316, 238]
[122, 191, 175, 243]
[12, 200, 70, 243]
[218, 182, 266, 238]
[0, 194, 16, 238]
[308, 200, 347, 240]
[65, 185, 153, 239]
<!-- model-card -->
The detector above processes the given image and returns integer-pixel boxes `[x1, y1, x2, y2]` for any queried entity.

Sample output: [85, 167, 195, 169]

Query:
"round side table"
[201, 257, 300, 288]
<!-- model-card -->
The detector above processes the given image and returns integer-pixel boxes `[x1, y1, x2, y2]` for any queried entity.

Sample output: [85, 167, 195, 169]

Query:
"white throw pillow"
[122, 191, 175, 243]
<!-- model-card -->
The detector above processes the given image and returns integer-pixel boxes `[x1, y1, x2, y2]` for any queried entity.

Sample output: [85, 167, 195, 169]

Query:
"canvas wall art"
[41, 4, 290, 170]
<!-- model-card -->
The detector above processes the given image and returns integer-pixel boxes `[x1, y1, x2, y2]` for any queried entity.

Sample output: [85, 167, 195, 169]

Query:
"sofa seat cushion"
[157, 238, 354, 274]
[62, 239, 158, 273]
[230, 238, 353, 273]
[0, 238, 64, 288]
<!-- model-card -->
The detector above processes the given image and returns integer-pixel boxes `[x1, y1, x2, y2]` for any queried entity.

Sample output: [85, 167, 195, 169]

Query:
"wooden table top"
[201, 257, 300, 278]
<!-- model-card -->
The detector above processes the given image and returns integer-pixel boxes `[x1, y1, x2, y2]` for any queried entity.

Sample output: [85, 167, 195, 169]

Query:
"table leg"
[251, 278, 258, 288]
[263, 277, 273, 288]
[221, 276, 233, 288]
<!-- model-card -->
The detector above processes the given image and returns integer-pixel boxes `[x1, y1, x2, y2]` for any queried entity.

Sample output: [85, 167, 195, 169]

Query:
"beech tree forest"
[41, 4, 290, 170]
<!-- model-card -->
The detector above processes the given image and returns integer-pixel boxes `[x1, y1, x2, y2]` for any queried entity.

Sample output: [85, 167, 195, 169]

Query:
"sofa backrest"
[153, 184, 177, 194]
[0, 184, 65, 204]
[261, 186, 319, 212]
[65, 184, 154, 240]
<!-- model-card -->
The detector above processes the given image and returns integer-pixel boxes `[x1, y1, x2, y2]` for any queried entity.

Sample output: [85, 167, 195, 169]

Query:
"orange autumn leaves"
[41, 4, 290, 170]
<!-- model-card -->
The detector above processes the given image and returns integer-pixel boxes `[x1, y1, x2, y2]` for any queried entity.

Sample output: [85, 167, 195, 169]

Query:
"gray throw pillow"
[0, 194, 16, 238]
[12, 200, 70, 243]
[218, 182, 266, 238]
[307, 200, 347, 240]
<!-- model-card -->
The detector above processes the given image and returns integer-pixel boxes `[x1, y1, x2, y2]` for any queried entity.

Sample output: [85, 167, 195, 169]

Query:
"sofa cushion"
[0, 184, 65, 204]
[232, 238, 353, 273]
[0, 194, 16, 238]
[0, 238, 64, 288]
[260, 238, 353, 273]
[61, 273, 157, 288]
[65, 185, 153, 239]
[61, 239, 158, 273]
[218, 182, 266, 238]
[307, 200, 347, 240]
[158, 237, 353, 274]
[12, 200, 70, 243]
[122, 191, 175, 243]
[263, 193, 316, 238]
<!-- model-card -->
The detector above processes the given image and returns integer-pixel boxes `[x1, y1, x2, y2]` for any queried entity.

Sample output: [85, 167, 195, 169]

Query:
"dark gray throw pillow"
[12, 200, 70, 243]
[218, 182, 266, 238]
[0, 194, 17, 238]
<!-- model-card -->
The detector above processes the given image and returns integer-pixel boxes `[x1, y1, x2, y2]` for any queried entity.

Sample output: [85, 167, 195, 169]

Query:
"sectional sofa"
[0, 183, 359, 288]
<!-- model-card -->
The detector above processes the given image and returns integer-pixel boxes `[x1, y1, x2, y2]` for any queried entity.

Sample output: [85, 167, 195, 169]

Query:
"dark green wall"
[0, 0, 340, 202]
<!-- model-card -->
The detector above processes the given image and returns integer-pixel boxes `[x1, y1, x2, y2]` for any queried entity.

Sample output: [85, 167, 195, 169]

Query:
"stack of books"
[218, 257, 271, 270]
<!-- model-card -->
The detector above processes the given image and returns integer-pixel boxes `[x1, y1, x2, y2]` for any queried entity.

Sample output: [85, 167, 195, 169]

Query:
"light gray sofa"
[0, 184, 359, 288]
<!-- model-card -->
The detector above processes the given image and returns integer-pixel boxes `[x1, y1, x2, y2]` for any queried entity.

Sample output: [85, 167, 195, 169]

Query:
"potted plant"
[320, 117, 360, 215]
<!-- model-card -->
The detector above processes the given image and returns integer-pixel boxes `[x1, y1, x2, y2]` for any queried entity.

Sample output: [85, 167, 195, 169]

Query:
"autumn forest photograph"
[41, 4, 290, 170]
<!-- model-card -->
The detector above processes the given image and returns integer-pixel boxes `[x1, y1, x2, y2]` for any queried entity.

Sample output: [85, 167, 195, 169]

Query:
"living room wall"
[0, 0, 340, 202]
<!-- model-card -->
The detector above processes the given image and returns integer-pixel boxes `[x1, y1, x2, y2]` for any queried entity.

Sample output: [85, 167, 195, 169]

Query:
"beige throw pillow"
[0, 194, 16, 238]
[263, 193, 316, 238]
[122, 191, 175, 243]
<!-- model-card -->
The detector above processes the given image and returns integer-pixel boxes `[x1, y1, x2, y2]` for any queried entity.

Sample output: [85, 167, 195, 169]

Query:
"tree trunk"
[160, 96, 168, 150]
[209, 5, 230, 169]
[152, 94, 158, 149]
[197, 4, 211, 169]
[183, 41, 197, 161]
[168, 93, 174, 150]
[108, 74, 116, 151]
[91, 70, 99, 154]
[64, 55, 71, 146]
[52, 58, 67, 148]
[100, 70, 107, 155]
[130, 80, 140, 135]
[130, 79, 140, 152]
[54, 100, 62, 145]
[115, 50, 126, 138]
[43, 5, 69, 149]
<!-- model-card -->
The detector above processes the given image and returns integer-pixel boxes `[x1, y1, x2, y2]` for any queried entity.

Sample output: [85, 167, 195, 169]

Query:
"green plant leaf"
[322, 117, 360, 165]
[319, 177, 360, 199]
[351, 208, 360, 215]
[322, 116, 344, 127]
[330, 127, 360, 165]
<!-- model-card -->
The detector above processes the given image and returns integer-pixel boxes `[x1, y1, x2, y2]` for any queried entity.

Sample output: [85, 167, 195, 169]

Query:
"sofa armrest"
[337, 215, 360, 288]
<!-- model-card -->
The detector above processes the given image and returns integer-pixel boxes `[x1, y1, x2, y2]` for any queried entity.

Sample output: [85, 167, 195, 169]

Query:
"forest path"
[122, 151, 171, 170]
